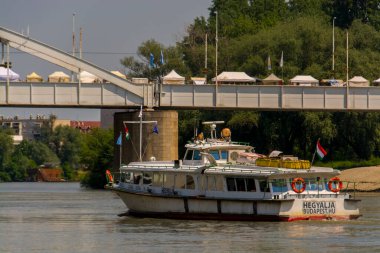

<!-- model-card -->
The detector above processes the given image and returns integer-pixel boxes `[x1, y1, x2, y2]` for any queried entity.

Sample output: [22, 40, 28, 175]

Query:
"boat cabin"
[117, 165, 341, 200]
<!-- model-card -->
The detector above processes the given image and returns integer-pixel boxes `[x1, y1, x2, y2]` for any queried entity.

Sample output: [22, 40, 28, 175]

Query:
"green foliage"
[0, 129, 14, 171]
[80, 128, 114, 189]
[15, 140, 59, 165]
[49, 126, 83, 170]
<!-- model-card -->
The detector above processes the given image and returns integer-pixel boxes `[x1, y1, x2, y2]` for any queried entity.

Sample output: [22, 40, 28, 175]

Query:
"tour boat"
[106, 122, 361, 221]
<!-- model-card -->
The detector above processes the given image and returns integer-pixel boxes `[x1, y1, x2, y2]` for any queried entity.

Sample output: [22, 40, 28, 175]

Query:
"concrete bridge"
[1, 26, 380, 111]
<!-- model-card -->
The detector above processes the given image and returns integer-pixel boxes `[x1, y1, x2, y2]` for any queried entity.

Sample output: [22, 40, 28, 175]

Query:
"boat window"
[186, 175, 195, 189]
[152, 173, 163, 187]
[246, 178, 256, 192]
[163, 174, 175, 188]
[207, 176, 216, 191]
[226, 178, 237, 191]
[271, 179, 288, 193]
[324, 178, 330, 191]
[236, 178, 246, 191]
[221, 151, 228, 159]
[193, 150, 201, 160]
[175, 174, 186, 189]
[184, 150, 193, 160]
[124, 172, 133, 183]
[210, 150, 220, 160]
[259, 180, 270, 192]
[306, 178, 323, 191]
[133, 172, 142, 184]
[143, 172, 152, 185]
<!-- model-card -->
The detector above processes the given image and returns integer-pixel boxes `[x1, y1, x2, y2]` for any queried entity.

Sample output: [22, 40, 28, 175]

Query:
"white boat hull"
[110, 188, 361, 221]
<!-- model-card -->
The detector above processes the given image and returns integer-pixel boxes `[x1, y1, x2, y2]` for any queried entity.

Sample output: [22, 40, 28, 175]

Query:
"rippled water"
[0, 182, 379, 253]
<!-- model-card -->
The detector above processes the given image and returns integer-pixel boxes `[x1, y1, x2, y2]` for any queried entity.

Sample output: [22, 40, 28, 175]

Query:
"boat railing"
[206, 166, 278, 175]
[121, 164, 205, 171]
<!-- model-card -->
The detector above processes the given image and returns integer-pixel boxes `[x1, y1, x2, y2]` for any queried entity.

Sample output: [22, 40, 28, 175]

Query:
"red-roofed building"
[70, 121, 100, 133]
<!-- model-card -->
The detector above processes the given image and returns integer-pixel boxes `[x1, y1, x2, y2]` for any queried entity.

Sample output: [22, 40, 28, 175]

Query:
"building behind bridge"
[0, 116, 100, 144]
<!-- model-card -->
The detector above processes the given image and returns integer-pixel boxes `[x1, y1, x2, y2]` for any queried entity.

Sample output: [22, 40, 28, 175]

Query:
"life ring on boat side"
[328, 176, 343, 193]
[291, 177, 306, 193]
[105, 170, 114, 183]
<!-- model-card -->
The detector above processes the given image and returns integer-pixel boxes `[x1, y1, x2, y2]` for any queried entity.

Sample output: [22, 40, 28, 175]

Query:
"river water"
[0, 182, 379, 253]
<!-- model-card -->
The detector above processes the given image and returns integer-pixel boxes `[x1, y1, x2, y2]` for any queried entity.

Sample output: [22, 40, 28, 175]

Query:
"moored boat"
[106, 122, 361, 221]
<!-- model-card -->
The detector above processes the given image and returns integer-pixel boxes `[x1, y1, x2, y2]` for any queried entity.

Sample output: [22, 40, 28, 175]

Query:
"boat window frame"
[186, 174, 195, 190]
[258, 179, 270, 193]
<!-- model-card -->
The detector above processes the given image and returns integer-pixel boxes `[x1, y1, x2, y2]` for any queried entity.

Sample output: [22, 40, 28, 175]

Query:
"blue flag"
[153, 123, 159, 134]
[116, 133, 122, 145]
[160, 50, 164, 65]
[149, 53, 155, 68]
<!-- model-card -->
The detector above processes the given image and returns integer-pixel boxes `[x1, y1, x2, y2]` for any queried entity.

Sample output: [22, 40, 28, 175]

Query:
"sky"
[0, 0, 212, 120]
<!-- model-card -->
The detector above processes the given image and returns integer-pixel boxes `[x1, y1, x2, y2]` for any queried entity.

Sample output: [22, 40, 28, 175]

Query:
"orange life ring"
[328, 176, 343, 193]
[291, 177, 306, 193]
[105, 170, 114, 183]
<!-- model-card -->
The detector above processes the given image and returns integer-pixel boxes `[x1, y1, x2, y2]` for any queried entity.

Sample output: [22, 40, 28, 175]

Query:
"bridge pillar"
[113, 110, 178, 169]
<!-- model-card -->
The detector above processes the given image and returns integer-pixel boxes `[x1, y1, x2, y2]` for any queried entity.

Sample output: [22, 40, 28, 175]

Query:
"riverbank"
[339, 166, 380, 191]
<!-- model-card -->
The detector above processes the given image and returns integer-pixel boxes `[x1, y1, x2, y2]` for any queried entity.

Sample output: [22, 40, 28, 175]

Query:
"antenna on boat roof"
[202, 121, 224, 139]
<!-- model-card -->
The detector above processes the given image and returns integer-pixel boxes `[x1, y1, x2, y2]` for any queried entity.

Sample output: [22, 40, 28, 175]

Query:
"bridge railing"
[160, 84, 380, 110]
[0, 81, 156, 108]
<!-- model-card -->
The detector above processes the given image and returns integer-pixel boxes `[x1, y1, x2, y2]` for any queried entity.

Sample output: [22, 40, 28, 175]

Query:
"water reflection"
[1, 183, 380, 253]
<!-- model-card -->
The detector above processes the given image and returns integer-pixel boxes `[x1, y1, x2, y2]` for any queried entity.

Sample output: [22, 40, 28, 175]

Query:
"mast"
[139, 105, 143, 162]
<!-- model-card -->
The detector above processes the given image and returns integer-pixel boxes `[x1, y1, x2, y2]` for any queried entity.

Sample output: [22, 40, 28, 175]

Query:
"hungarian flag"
[125, 125, 130, 140]
[316, 139, 327, 159]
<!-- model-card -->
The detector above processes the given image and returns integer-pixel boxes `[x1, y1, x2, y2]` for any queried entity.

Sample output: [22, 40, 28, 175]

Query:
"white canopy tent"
[290, 75, 319, 86]
[349, 76, 369, 87]
[111, 70, 126, 79]
[373, 78, 380, 86]
[212, 72, 256, 84]
[262, 73, 283, 85]
[26, 72, 43, 82]
[0, 67, 20, 81]
[163, 70, 185, 85]
[191, 77, 206, 85]
[48, 71, 70, 83]
[78, 71, 101, 83]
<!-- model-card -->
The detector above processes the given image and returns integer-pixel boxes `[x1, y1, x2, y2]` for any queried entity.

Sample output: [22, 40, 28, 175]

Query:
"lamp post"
[332, 17, 336, 78]
[215, 11, 218, 106]
[71, 13, 76, 82]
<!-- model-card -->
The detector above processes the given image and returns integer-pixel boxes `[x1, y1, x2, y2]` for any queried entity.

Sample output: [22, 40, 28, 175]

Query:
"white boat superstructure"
[106, 121, 361, 221]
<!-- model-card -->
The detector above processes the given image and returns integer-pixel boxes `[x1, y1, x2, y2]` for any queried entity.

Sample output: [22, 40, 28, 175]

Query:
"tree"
[80, 128, 114, 189]
[14, 140, 59, 165]
[0, 129, 14, 181]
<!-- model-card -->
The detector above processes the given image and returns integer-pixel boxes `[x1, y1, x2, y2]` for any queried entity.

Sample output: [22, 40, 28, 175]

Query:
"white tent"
[191, 77, 206, 85]
[48, 71, 70, 83]
[0, 67, 20, 81]
[349, 76, 369, 87]
[290, 75, 319, 86]
[212, 72, 256, 84]
[111, 70, 126, 79]
[78, 71, 101, 83]
[26, 72, 43, 82]
[163, 70, 185, 85]
[373, 78, 380, 86]
[262, 73, 283, 85]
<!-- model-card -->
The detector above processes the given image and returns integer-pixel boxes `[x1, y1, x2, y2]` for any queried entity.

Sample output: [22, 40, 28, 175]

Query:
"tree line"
[0, 119, 114, 188]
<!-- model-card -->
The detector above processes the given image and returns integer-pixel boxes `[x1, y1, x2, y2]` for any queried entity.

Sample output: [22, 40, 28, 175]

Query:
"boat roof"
[120, 163, 338, 179]
[185, 140, 252, 151]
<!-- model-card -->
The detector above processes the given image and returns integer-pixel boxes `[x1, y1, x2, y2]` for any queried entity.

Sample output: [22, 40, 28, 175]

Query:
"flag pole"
[139, 104, 143, 162]
[311, 138, 320, 166]
[119, 131, 122, 174]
